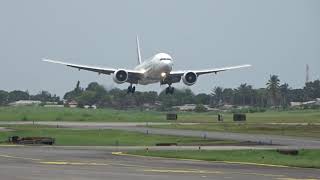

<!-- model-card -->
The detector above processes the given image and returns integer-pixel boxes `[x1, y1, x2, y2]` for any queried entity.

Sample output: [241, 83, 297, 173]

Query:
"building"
[290, 98, 320, 107]
[9, 100, 42, 106]
[65, 100, 78, 108]
[173, 104, 197, 111]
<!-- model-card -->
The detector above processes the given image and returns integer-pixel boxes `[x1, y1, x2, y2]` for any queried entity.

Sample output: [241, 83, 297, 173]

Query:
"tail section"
[136, 36, 142, 65]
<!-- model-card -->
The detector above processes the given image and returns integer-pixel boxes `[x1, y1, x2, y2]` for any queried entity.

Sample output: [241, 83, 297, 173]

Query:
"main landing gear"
[127, 84, 136, 94]
[165, 86, 174, 95]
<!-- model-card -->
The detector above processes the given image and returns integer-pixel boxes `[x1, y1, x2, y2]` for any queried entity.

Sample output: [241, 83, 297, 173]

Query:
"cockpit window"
[160, 58, 171, 61]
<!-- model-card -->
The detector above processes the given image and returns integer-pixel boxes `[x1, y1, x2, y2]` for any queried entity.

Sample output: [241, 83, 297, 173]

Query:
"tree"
[266, 75, 280, 106]
[211, 86, 223, 106]
[304, 80, 320, 100]
[31, 91, 59, 102]
[195, 93, 211, 105]
[279, 83, 290, 107]
[194, 104, 208, 112]
[0, 90, 9, 105]
[235, 84, 253, 106]
[158, 88, 196, 107]
[288, 89, 304, 102]
[256, 88, 268, 107]
[85, 82, 107, 106]
[76, 91, 97, 107]
[64, 81, 83, 100]
[8, 90, 29, 102]
[222, 88, 234, 105]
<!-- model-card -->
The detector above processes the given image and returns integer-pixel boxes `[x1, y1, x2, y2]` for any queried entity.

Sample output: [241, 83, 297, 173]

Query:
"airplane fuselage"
[134, 53, 173, 85]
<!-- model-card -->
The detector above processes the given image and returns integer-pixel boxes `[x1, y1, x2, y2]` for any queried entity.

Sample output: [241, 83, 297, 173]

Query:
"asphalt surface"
[0, 146, 319, 180]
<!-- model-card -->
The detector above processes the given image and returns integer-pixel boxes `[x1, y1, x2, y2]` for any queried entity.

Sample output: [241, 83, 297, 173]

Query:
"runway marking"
[0, 154, 41, 161]
[0, 144, 23, 147]
[112, 152, 291, 168]
[143, 169, 223, 174]
[40, 161, 109, 166]
[111, 152, 123, 155]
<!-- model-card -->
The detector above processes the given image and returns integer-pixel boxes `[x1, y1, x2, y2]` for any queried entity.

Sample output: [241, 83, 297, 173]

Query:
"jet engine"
[182, 71, 197, 86]
[113, 70, 128, 84]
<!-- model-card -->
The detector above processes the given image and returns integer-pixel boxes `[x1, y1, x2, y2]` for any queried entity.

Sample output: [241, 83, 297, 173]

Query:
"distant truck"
[7, 136, 55, 145]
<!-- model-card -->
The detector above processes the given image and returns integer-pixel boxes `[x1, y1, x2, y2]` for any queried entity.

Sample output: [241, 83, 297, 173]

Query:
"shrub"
[194, 104, 208, 112]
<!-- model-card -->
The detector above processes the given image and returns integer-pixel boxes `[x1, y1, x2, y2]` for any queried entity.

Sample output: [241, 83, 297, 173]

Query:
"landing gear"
[127, 85, 136, 94]
[165, 86, 174, 95]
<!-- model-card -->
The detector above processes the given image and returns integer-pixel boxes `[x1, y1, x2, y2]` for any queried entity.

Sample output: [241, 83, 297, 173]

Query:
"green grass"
[178, 109, 320, 123]
[129, 149, 320, 168]
[0, 106, 165, 122]
[151, 123, 320, 138]
[0, 125, 237, 146]
[0, 106, 319, 123]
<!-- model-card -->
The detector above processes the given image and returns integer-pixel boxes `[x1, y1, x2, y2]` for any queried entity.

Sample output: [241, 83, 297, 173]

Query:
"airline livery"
[43, 37, 251, 94]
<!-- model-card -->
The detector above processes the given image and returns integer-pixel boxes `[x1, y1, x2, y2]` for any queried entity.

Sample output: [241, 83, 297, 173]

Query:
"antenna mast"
[306, 64, 309, 84]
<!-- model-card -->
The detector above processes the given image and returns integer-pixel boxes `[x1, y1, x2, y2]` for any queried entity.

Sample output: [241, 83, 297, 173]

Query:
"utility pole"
[306, 64, 309, 84]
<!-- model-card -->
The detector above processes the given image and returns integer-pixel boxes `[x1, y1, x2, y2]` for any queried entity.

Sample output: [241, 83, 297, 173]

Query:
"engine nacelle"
[182, 71, 197, 86]
[113, 70, 128, 84]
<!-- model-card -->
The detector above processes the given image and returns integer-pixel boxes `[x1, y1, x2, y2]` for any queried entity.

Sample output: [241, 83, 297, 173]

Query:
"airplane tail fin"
[136, 36, 142, 65]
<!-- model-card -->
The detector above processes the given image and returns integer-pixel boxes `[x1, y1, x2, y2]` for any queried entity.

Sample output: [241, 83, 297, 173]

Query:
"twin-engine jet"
[43, 37, 251, 94]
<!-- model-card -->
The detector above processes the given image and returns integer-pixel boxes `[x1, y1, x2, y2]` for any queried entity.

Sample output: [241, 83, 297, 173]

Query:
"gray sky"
[0, 0, 319, 96]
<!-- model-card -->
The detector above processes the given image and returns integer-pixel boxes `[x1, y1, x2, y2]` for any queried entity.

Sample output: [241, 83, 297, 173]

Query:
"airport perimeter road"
[0, 146, 319, 180]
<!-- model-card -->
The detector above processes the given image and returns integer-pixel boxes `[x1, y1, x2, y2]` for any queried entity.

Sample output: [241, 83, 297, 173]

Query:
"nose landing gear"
[127, 85, 136, 94]
[165, 86, 174, 95]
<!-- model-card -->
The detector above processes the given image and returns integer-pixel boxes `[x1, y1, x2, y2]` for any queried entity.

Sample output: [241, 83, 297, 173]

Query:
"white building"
[290, 98, 320, 107]
[9, 100, 42, 106]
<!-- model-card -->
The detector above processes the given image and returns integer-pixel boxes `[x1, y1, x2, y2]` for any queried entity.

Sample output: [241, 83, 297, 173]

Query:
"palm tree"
[266, 75, 280, 106]
[237, 83, 253, 105]
[211, 86, 223, 106]
[280, 83, 290, 108]
[256, 88, 268, 107]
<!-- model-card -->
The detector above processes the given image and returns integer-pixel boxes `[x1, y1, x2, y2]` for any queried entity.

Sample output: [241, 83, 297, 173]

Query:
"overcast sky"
[0, 0, 319, 96]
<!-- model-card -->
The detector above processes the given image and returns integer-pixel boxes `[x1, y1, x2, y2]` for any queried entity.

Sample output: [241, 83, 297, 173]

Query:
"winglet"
[136, 36, 142, 65]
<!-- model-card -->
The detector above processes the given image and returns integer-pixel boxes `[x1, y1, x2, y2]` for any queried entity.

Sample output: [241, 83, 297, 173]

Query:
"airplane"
[43, 37, 251, 94]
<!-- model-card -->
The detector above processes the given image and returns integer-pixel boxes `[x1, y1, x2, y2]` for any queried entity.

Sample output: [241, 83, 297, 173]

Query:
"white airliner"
[43, 37, 251, 94]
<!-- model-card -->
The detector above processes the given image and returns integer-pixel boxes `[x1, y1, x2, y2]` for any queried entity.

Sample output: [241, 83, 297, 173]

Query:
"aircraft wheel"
[170, 87, 175, 94]
[127, 85, 132, 94]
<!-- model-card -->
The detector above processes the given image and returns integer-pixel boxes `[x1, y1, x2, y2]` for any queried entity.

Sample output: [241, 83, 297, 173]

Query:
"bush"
[22, 115, 28, 121]
[194, 104, 208, 112]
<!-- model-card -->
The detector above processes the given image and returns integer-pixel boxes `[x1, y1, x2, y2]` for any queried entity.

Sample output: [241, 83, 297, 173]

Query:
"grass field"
[151, 123, 320, 138]
[0, 125, 237, 146]
[0, 106, 319, 123]
[129, 149, 320, 168]
[178, 110, 320, 123]
[0, 106, 165, 122]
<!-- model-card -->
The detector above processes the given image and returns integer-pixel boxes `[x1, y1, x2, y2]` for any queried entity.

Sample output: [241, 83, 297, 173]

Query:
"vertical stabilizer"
[136, 36, 142, 65]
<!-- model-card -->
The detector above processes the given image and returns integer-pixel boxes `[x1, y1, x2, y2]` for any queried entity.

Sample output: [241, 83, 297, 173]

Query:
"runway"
[0, 146, 319, 180]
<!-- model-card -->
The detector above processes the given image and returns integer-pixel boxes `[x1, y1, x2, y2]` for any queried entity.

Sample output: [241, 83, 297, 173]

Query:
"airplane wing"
[170, 64, 251, 76]
[168, 64, 251, 83]
[42, 59, 144, 82]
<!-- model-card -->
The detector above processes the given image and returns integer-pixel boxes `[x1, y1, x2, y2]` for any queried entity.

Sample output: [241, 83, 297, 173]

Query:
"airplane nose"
[161, 60, 173, 72]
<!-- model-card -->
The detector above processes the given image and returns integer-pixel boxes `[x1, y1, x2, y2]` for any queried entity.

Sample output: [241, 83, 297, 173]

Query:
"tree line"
[0, 90, 60, 106]
[0, 75, 319, 109]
